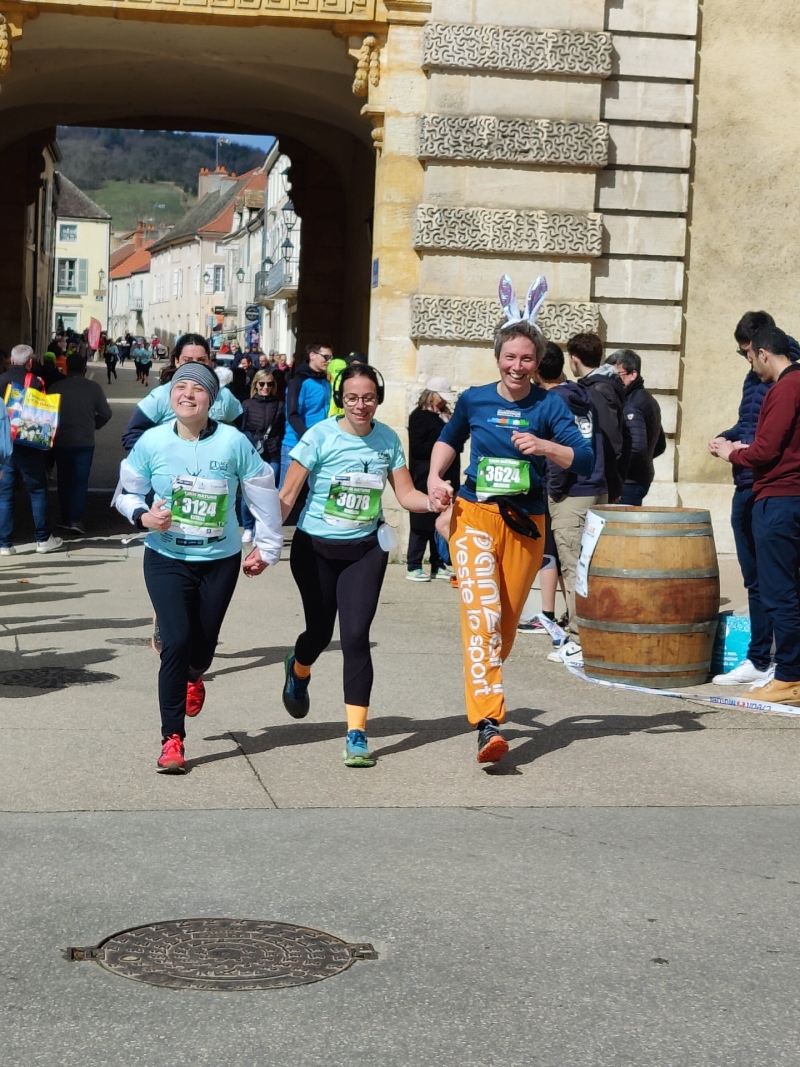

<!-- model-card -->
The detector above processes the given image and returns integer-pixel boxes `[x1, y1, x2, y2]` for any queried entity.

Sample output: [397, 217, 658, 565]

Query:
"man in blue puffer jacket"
[279, 343, 332, 488]
[711, 310, 800, 686]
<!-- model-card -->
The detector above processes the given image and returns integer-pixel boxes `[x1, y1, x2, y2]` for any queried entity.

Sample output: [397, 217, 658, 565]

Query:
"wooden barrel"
[575, 506, 720, 688]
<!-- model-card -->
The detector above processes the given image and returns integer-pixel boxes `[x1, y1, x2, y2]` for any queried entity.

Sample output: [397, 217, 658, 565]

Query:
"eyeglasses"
[343, 394, 378, 407]
[256, 382, 274, 389]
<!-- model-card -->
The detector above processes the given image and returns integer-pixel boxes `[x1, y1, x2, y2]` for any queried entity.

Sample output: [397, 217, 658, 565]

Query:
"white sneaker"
[241, 529, 254, 544]
[0, 546, 15, 556]
[405, 568, 430, 582]
[36, 535, 63, 554]
[749, 664, 776, 691]
[712, 658, 771, 686]
[547, 640, 583, 667]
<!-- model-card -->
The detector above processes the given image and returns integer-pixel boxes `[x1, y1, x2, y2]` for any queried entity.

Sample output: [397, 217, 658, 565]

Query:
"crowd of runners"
[106, 275, 800, 775]
[108, 275, 606, 774]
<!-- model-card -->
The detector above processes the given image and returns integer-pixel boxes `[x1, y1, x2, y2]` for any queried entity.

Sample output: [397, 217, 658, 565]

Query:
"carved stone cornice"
[418, 115, 609, 168]
[413, 206, 603, 258]
[422, 22, 612, 78]
[410, 296, 599, 345]
[8, 0, 381, 24]
[381, 0, 431, 24]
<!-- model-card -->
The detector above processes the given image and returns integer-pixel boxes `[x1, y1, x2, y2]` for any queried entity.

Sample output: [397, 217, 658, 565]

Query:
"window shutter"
[77, 258, 88, 294]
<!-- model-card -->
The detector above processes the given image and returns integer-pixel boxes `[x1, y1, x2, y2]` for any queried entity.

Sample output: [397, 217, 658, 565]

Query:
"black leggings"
[290, 527, 388, 706]
[144, 548, 240, 739]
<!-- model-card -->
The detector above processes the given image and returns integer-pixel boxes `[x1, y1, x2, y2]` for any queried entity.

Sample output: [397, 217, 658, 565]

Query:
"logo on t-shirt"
[209, 460, 229, 473]
[489, 408, 529, 429]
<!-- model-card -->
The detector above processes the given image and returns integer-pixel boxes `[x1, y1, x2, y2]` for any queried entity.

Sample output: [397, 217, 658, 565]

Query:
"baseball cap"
[426, 376, 456, 405]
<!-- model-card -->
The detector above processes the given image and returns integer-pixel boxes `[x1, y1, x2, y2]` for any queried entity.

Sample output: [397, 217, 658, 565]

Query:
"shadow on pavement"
[185, 707, 706, 775]
[0, 587, 108, 608]
[0, 616, 152, 639]
[0, 644, 119, 696]
[205, 642, 345, 680]
[483, 707, 707, 776]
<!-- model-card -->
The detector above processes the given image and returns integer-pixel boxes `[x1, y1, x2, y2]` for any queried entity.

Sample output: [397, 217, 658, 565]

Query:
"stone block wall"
[370, 0, 704, 549]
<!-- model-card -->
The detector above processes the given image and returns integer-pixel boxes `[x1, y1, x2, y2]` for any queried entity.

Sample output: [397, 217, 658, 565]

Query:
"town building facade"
[147, 167, 266, 349]
[51, 175, 111, 337]
[109, 224, 153, 339]
[0, 0, 793, 544]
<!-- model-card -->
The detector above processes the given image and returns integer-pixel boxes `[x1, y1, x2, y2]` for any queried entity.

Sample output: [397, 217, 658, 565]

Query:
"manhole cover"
[66, 919, 377, 990]
[0, 668, 118, 689]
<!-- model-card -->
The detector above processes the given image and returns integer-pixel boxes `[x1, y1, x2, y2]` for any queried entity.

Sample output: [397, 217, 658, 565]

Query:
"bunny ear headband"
[498, 274, 548, 328]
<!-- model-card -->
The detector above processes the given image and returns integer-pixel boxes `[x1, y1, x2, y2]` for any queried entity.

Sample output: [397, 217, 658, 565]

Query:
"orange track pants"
[449, 497, 545, 726]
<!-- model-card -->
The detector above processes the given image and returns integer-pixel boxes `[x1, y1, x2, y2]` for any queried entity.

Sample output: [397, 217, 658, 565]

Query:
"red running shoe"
[186, 677, 206, 717]
[157, 734, 186, 774]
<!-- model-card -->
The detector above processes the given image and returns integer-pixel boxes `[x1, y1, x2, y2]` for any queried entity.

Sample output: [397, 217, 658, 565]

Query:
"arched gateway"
[1, 0, 795, 540]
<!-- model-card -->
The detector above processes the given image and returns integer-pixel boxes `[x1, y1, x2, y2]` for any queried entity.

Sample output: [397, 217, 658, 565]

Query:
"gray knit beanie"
[170, 362, 220, 403]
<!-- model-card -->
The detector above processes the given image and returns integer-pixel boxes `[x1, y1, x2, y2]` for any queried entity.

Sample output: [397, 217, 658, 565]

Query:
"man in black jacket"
[605, 349, 665, 506]
[566, 333, 630, 502]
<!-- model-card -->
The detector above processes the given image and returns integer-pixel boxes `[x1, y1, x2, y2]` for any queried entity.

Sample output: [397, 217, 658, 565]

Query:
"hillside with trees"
[56, 128, 267, 195]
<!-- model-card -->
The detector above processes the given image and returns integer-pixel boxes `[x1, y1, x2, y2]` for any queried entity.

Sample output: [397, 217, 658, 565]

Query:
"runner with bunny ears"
[428, 276, 595, 764]
[279, 362, 443, 768]
[114, 361, 283, 774]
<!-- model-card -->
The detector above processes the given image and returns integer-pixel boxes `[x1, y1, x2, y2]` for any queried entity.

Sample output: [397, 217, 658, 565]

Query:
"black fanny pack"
[464, 477, 542, 540]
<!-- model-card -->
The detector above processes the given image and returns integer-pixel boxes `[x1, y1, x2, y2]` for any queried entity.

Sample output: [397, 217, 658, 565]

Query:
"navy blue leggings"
[144, 549, 240, 738]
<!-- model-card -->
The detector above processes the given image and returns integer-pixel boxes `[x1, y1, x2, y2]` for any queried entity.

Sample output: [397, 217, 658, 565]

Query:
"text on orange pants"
[449, 497, 545, 726]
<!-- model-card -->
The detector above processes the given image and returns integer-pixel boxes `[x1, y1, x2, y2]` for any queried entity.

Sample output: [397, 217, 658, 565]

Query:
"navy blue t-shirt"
[438, 382, 595, 514]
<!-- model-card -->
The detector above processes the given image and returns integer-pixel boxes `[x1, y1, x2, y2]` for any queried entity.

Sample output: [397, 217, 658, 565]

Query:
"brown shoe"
[756, 679, 800, 705]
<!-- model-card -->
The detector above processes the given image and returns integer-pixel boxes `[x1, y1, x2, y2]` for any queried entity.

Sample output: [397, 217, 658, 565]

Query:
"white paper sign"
[574, 509, 606, 598]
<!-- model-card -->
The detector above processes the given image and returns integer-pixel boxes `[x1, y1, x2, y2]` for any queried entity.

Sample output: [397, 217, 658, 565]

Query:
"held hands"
[141, 499, 172, 532]
[511, 431, 548, 457]
[708, 437, 745, 462]
[242, 548, 269, 577]
[427, 477, 454, 511]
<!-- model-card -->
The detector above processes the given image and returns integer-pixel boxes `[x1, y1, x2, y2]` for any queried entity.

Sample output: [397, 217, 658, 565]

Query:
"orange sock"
[346, 704, 369, 731]
[293, 660, 311, 680]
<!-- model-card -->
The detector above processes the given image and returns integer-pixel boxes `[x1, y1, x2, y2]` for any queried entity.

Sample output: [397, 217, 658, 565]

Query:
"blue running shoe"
[282, 653, 310, 719]
[343, 730, 376, 767]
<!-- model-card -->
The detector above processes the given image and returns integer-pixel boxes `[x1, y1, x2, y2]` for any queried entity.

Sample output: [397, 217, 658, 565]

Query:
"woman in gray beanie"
[114, 360, 283, 774]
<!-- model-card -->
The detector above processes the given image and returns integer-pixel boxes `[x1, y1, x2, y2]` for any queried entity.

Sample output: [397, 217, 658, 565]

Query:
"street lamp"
[282, 199, 296, 233]
[203, 270, 211, 286]
[281, 238, 293, 264]
[98, 268, 105, 289]
[262, 257, 273, 269]
[236, 267, 245, 283]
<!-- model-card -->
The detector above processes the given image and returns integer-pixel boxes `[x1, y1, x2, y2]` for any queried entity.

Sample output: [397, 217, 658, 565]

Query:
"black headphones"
[333, 366, 385, 408]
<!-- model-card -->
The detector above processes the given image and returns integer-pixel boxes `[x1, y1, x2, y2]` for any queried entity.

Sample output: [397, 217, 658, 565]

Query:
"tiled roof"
[56, 174, 111, 221]
[148, 170, 266, 253]
[110, 244, 137, 269]
[110, 247, 151, 280]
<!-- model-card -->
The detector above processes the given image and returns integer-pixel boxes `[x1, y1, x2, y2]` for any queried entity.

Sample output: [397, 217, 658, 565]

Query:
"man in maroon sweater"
[710, 326, 800, 704]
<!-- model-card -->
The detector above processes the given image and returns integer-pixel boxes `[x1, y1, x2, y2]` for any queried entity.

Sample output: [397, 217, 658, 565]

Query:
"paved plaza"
[1, 365, 800, 1064]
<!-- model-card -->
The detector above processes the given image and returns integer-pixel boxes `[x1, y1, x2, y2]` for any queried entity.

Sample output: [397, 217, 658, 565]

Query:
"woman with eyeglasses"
[239, 370, 285, 543]
[278, 362, 442, 767]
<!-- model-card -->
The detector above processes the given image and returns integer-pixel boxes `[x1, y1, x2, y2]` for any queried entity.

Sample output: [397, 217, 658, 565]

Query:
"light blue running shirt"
[138, 381, 243, 426]
[125, 422, 264, 561]
[290, 417, 406, 541]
